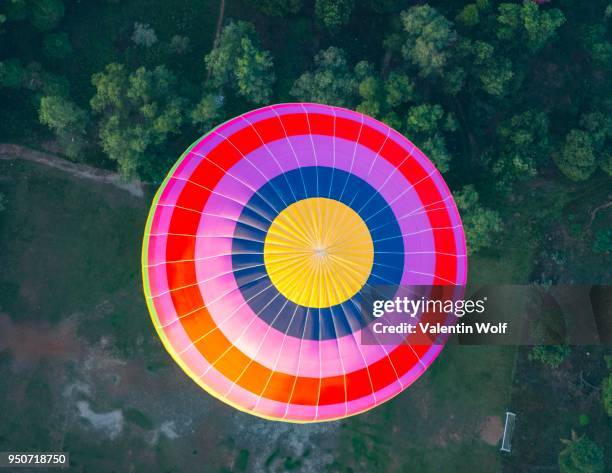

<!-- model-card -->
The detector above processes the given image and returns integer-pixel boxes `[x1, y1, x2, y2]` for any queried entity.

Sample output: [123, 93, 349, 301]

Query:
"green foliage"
[39, 95, 88, 159]
[353, 60, 382, 116]
[580, 112, 612, 145]
[206, 21, 275, 104]
[42, 32, 72, 59]
[291, 47, 357, 106]
[406, 103, 444, 134]
[478, 56, 514, 96]
[247, 0, 302, 17]
[400, 5, 457, 77]
[581, 22, 612, 66]
[315, 0, 354, 30]
[497, 0, 565, 53]
[356, 78, 382, 116]
[555, 130, 597, 181]
[453, 185, 502, 254]
[492, 110, 550, 180]
[529, 345, 570, 369]
[559, 432, 604, 473]
[580, 112, 612, 177]
[554, 110, 612, 181]
[384, 72, 415, 108]
[455, 38, 515, 96]
[131, 22, 158, 47]
[357, 74, 379, 102]
[471, 39, 494, 65]
[353, 62, 419, 121]
[30, 0, 65, 31]
[169, 35, 190, 55]
[578, 414, 590, 427]
[191, 93, 223, 131]
[405, 104, 456, 172]
[90, 63, 186, 178]
[456, 4, 479, 28]
[235, 38, 275, 104]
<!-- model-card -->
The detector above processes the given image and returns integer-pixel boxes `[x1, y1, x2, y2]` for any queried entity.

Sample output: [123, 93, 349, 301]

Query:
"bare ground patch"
[0, 313, 82, 367]
[480, 415, 503, 446]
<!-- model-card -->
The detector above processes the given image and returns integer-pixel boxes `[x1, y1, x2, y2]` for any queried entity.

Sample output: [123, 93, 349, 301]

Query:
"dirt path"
[0, 143, 144, 197]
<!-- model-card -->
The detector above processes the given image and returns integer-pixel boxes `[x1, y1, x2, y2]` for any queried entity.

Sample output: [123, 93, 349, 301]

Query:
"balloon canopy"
[142, 103, 467, 422]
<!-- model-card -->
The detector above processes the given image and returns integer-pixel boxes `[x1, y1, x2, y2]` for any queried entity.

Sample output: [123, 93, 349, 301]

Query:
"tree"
[169, 35, 190, 55]
[559, 432, 604, 473]
[291, 47, 358, 107]
[131, 23, 158, 47]
[479, 56, 514, 96]
[90, 63, 186, 178]
[30, 0, 65, 31]
[405, 104, 457, 173]
[246, 0, 302, 16]
[39, 95, 89, 159]
[191, 92, 223, 131]
[580, 112, 612, 177]
[555, 130, 597, 181]
[497, 0, 565, 53]
[384, 72, 415, 108]
[554, 110, 612, 181]
[456, 4, 479, 28]
[315, 0, 354, 31]
[455, 39, 515, 96]
[235, 38, 276, 104]
[353, 60, 384, 117]
[529, 345, 570, 368]
[353, 63, 418, 121]
[453, 185, 502, 254]
[492, 110, 550, 180]
[400, 5, 457, 77]
[581, 18, 612, 67]
[42, 32, 72, 59]
[205, 21, 275, 104]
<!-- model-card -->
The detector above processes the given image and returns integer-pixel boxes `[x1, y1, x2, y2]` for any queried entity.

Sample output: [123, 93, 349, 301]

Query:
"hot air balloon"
[142, 103, 467, 422]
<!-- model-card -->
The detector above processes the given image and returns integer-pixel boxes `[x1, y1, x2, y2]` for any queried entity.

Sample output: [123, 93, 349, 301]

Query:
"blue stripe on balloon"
[231, 167, 403, 340]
